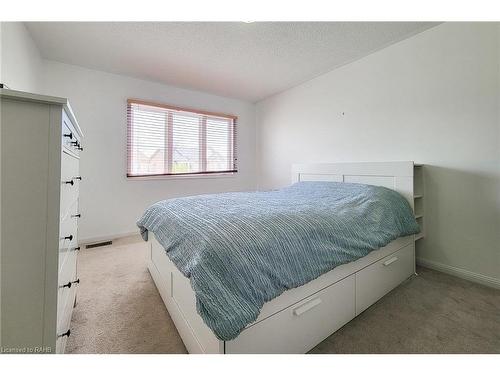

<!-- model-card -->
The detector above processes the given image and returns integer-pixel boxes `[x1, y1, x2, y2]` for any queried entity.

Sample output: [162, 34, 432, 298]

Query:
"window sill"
[126, 172, 237, 181]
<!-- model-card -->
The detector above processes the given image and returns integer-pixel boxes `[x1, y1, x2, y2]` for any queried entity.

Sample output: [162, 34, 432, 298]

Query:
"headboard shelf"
[292, 161, 424, 242]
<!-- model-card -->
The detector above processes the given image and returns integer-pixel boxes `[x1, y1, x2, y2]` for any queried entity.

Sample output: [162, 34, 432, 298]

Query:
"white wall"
[40, 61, 256, 242]
[1, 22, 257, 243]
[256, 23, 500, 282]
[0, 22, 43, 92]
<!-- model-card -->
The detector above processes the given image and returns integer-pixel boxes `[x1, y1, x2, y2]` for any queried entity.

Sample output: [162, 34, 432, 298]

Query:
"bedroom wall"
[1, 22, 257, 244]
[256, 23, 500, 285]
[0, 22, 43, 92]
[40, 61, 257, 242]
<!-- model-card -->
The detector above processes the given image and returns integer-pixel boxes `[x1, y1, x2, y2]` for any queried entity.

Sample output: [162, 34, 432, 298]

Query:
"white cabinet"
[1, 89, 83, 354]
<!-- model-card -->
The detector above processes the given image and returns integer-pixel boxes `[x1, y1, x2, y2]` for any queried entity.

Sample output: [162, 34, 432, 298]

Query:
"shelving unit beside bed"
[413, 164, 425, 241]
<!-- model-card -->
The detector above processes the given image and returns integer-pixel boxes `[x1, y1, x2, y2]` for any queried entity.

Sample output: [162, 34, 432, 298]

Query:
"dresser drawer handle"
[58, 329, 71, 339]
[62, 235, 73, 241]
[293, 298, 322, 316]
[73, 176, 82, 181]
[73, 246, 81, 252]
[71, 213, 81, 218]
[77, 146, 84, 151]
[63, 133, 73, 139]
[64, 180, 74, 185]
[60, 281, 72, 289]
[383, 257, 399, 266]
[72, 278, 80, 285]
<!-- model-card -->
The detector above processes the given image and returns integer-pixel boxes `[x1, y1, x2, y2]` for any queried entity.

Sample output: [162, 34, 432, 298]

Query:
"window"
[127, 99, 237, 177]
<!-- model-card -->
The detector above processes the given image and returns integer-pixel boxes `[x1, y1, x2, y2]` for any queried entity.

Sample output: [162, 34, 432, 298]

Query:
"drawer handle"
[293, 298, 322, 317]
[58, 329, 71, 339]
[70, 141, 83, 151]
[383, 257, 399, 266]
[73, 246, 81, 252]
[73, 176, 82, 181]
[62, 235, 73, 241]
[71, 213, 81, 218]
[60, 281, 72, 289]
[72, 278, 80, 285]
[64, 180, 74, 185]
[63, 133, 73, 139]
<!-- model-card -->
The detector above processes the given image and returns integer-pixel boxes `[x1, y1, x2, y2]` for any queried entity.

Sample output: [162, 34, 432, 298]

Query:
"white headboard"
[292, 162, 415, 209]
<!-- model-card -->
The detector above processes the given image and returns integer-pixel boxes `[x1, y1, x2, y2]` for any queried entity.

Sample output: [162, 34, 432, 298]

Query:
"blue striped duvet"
[137, 181, 419, 341]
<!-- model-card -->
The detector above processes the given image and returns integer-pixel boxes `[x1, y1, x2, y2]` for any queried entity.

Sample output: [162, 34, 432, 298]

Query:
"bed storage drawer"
[225, 275, 355, 354]
[355, 243, 414, 315]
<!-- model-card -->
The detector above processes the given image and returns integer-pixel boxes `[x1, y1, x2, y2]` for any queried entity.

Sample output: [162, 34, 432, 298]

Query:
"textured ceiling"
[25, 22, 438, 102]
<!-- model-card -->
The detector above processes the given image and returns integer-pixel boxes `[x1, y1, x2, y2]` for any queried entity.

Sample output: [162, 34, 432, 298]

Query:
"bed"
[141, 161, 419, 353]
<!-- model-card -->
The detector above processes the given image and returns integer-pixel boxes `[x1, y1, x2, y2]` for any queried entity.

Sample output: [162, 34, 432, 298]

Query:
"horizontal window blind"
[127, 99, 237, 177]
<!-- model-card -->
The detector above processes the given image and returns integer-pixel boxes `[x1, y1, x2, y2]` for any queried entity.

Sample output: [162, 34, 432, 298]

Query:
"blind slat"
[127, 100, 237, 177]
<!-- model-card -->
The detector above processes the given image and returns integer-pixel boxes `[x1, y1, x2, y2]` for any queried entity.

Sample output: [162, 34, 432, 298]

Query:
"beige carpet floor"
[66, 236, 500, 354]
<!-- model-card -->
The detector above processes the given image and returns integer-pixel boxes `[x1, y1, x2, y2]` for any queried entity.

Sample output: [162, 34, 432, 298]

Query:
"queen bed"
[139, 162, 420, 353]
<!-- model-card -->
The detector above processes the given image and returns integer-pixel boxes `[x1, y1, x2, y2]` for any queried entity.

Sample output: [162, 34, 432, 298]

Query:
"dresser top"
[0, 88, 82, 137]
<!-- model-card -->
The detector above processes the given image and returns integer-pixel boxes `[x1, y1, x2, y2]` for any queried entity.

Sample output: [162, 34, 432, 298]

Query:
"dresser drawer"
[55, 332, 69, 354]
[58, 257, 77, 312]
[56, 281, 76, 354]
[57, 250, 77, 341]
[355, 243, 414, 315]
[59, 236, 78, 277]
[60, 151, 80, 219]
[62, 110, 82, 155]
[226, 275, 355, 354]
[59, 204, 78, 259]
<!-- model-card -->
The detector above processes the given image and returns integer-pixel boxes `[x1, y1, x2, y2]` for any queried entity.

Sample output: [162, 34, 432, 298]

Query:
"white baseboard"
[80, 230, 139, 246]
[417, 257, 500, 290]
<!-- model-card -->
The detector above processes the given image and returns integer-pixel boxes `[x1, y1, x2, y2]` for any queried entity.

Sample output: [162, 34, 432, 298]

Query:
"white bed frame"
[147, 161, 417, 354]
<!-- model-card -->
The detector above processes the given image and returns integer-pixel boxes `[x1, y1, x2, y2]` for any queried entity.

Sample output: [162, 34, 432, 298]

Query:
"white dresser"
[1, 89, 83, 354]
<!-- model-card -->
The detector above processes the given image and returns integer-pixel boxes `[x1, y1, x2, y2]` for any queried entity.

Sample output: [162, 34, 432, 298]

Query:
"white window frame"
[127, 99, 237, 179]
